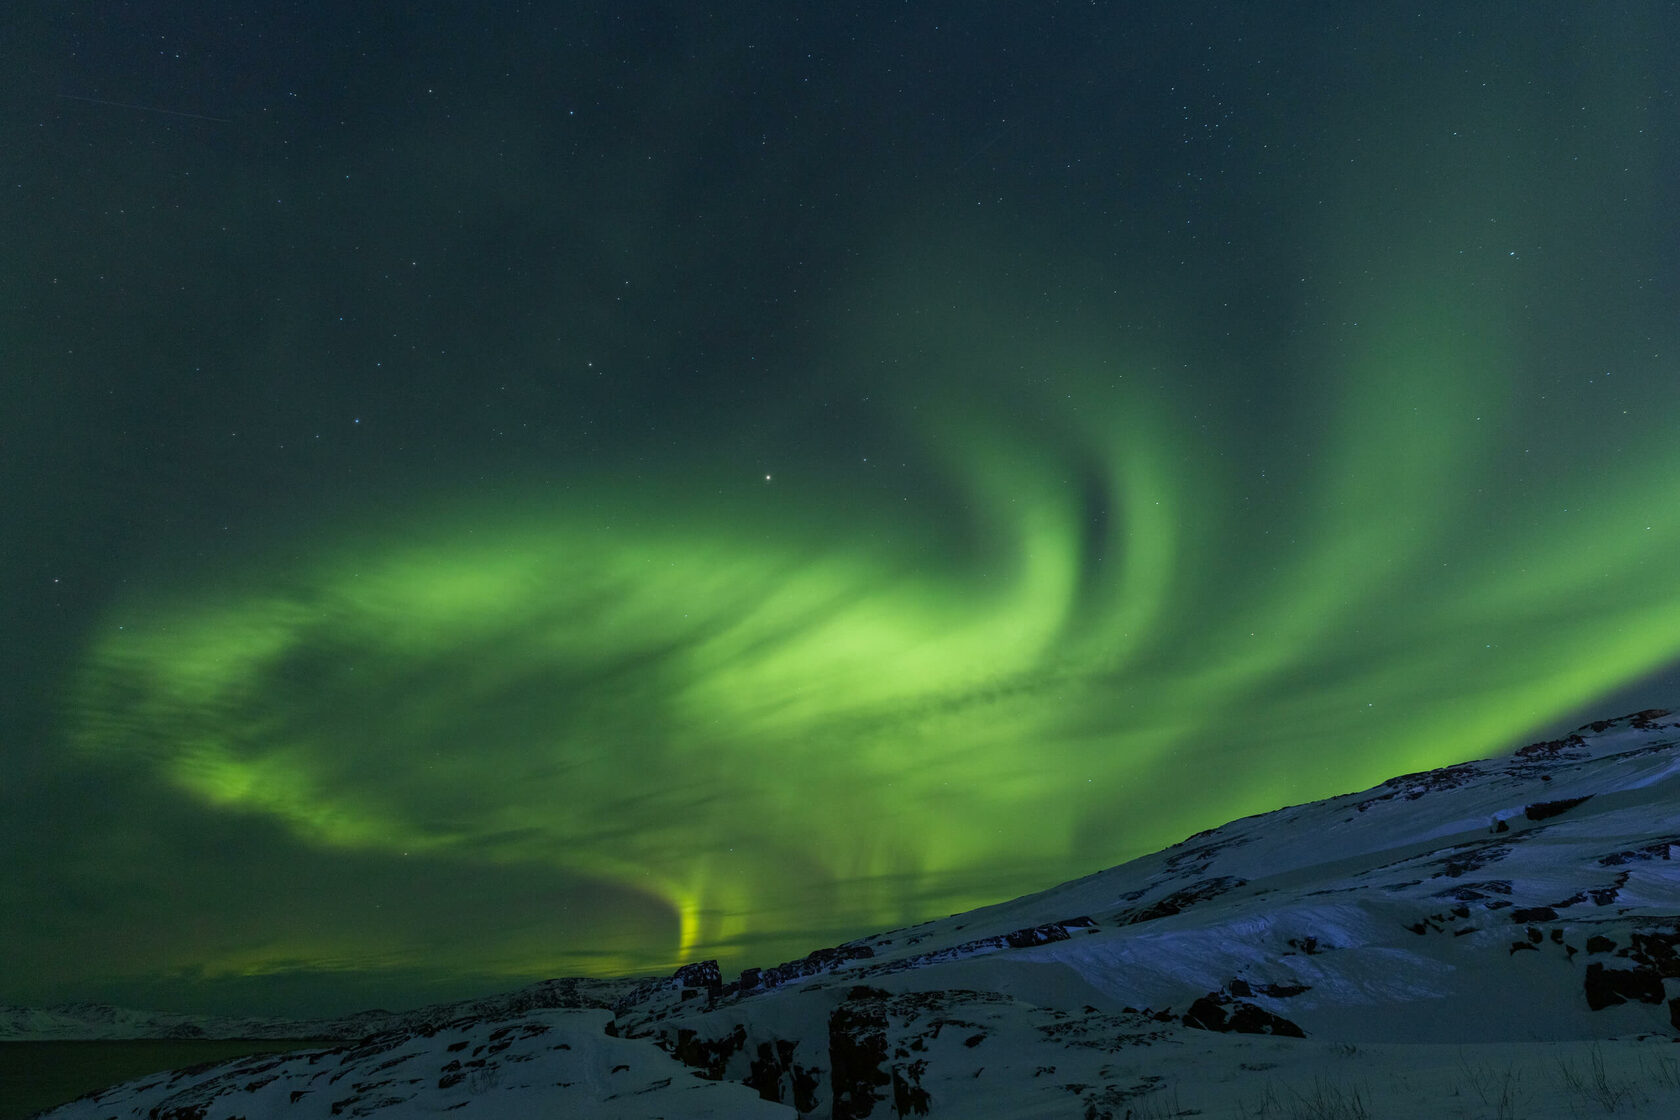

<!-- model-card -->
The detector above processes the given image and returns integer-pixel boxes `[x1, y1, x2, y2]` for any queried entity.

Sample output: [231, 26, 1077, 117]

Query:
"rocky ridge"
[33, 708, 1680, 1119]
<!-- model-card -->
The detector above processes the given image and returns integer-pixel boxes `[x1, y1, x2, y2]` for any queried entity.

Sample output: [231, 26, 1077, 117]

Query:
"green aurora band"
[65, 239, 1680, 985]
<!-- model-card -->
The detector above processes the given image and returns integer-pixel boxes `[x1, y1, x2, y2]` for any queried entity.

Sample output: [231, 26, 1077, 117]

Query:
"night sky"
[5, 2, 1679, 1018]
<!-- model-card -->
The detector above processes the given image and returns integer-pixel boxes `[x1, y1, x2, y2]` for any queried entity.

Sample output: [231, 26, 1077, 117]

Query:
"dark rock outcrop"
[1125, 878, 1246, 924]
[1516, 734, 1589, 760]
[1525, 795, 1594, 821]
[1182, 994, 1304, 1038]
[673, 960, 723, 1002]
[672, 1024, 746, 1079]
[745, 1038, 819, 1114]
[1583, 963, 1664, 1011]
[729, 944, 877, 996]
[829, 998, 893, 1120]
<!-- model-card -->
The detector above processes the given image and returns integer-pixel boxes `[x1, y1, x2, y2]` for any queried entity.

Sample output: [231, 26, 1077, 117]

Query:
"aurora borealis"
[5, 3, 1679, 1017]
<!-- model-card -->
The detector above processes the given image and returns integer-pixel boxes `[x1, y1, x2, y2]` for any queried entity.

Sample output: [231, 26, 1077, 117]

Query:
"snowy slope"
[32, 1010, 791, 1119]
[0, 1003, 288, 1042]
[810, 707, 1680, 1044]
[33, 708, 1680, 1119]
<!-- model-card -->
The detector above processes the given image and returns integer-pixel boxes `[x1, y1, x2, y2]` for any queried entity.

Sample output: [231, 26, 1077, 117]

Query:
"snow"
[35, 1010, 794, 1119]
[28, 707, 1680, 1118]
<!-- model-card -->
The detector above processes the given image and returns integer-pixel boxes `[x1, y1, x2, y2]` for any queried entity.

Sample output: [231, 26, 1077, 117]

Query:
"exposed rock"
[29, 706, 1680, 1119]
[892, 1060, 931, 1116]
[672, 1024, 746, 1079]
[1005, 918, 1092, 948]
[1432, 843, 1511, 878]
[1598, 840, 1680, 866]
[1525, 795, 1594, 821]
[1583, 963, 1664, 1010]
[1182, 994, 1304, 1038]
[1125, 877, 1246, 923]
[745, 1038, 819, 1113]
[1407, 904, 1473, 935]
[829, 998, 893, 1120]
[673, 960, 723, 1002]
[1516, 734, 1589, 759]
[1579, 710, 1674, 733]
[1436, 881, 1510, 900]
[729, 943, 876, 996]
[1163, 834, 1252, 875]
[1356, 763, 1482, 811]
[1511, 907, 1558, 923]
[1256, 982, 1310, 998]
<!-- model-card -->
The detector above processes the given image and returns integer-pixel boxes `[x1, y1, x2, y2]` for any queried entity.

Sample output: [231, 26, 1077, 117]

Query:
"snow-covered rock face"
[33, 1010, 791, 1119]
[34, 709, 1680, 1119]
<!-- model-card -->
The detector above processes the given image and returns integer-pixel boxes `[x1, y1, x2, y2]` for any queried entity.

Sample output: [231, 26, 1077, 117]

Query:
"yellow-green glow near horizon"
[66, 255, 1680, 983]
[16, 2, 1680, 1028]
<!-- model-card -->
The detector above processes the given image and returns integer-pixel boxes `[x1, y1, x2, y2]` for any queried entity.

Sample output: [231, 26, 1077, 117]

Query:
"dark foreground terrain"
[2, 1040, 331, 1120]
[26, 710, 1680, 1118]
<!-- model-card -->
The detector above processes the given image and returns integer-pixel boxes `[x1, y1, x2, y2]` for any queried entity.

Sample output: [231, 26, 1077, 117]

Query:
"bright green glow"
[66, 246, 1680, 986]
[62, 151, 1680, 989]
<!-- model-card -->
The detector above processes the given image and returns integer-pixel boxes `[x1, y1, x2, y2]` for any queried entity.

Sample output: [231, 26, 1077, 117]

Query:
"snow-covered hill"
[0, 1003, 274, 1042]
[0, 978, 646, 1043]
[33, 709, 1680, 1118]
